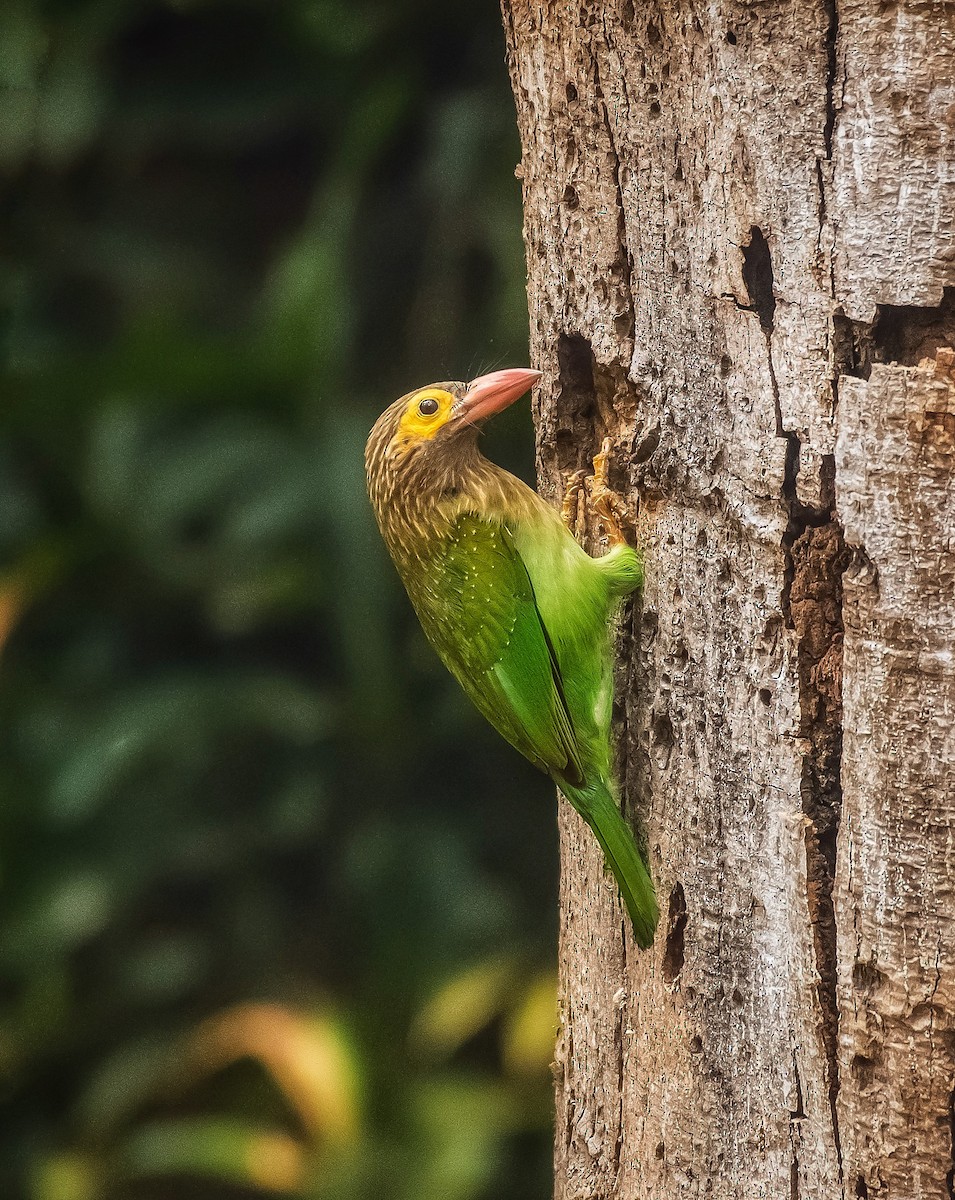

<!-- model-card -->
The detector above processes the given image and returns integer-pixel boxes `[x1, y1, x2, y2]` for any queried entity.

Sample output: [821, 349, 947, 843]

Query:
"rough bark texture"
[500, 2, 955, 1197]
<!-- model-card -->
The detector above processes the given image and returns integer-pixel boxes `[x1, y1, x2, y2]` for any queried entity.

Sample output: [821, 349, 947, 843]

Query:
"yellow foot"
[560, 469, 588, 531]
[561, 439, 635, 545]
[585, 437, 634, 546]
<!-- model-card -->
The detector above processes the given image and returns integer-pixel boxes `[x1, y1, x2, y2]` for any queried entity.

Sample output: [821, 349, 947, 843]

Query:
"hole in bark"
[662, 881, 687, 982]
[741, 226, 776, 334]
[849, 1053, 877, 1085]
[566, 81, 578, 103]
[871, 286, 955, 367]
[555, 333, 597, 471]
[557, 333, 595, 409]
[646, 19, 661, 44]
[654, 1141, 665, 1159]
[731, 987, 744, 1006]
[719, 353, 733, 377]
[832, 311, 875, 379]
[725, 29, 737, 43]
[633, 425, 660, 462]
[621, 0, 635, 27]
[855, 1177, 869, 1198]
[613, 311, 633, 341]
[651, 712, 674, 771]
[689, 1035, 703, 1053]
[758, 688, 772, 705]
[562, 184, 580, 210]
[649, 100, 661, 116]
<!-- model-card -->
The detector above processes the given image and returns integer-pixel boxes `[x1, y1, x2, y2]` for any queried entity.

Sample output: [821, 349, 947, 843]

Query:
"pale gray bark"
[500, 1, 955, 1197]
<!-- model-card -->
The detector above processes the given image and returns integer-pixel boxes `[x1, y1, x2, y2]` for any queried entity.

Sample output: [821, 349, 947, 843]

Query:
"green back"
[403, 514, 584, 786]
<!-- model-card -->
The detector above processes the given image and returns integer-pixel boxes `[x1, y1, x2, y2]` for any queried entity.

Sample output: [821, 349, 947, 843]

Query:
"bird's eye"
[418, 397, 440, 416]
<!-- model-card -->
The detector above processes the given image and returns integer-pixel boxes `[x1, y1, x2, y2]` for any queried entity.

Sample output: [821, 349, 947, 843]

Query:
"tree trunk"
[500, 2, 955, 1197]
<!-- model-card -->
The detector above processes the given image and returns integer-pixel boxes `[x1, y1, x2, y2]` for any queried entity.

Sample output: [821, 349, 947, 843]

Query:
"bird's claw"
[587, 437, 632, 546]
[561, 438, 634, 546]
[560, 469, 588, 531]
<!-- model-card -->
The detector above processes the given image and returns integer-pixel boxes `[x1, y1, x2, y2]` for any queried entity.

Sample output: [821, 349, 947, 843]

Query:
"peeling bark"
[501, 0, 955, 1196]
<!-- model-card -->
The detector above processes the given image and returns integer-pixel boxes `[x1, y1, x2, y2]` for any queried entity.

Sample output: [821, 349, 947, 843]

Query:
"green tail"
[565, 780, 659, 949]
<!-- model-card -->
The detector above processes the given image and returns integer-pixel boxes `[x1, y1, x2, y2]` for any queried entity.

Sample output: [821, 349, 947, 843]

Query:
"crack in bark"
[786, 514, 847, 1182]
[741, 228, 777, 335]
[791, 1054, 805, 1200]
[822, 0, 839, 157]
[611, 998, 625, 1185]
[563, 1022, 575, 1156]
[591, 54, 637, 349]
[814, 159, 830, 272]
[741, 224, 848, 1182]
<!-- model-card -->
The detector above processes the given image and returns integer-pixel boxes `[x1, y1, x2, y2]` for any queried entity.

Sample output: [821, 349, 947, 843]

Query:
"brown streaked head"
[364, 368, 540, 516]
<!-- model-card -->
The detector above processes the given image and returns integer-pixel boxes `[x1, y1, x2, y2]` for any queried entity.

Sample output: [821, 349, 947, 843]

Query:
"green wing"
[404, 513, 583, 784]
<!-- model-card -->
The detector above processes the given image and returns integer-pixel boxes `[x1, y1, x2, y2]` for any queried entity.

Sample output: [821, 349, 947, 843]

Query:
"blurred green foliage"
[0, 1, 557, 1197]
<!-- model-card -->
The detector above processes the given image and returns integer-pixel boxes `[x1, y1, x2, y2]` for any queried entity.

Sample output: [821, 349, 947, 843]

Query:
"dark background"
[0, 2, 557, 1197]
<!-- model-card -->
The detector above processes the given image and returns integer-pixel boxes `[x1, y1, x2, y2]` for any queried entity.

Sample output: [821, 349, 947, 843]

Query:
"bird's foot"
[561, 439, 635, 546]
[560, 469, 588, 532]
[585, 437, 633, 547]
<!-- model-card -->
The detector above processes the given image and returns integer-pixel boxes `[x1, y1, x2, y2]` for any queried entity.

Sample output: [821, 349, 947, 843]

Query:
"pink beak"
[457, 368, 542, 425]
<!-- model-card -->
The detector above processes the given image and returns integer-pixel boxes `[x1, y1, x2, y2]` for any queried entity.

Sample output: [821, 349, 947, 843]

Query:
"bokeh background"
[0, 2, 558, 1197]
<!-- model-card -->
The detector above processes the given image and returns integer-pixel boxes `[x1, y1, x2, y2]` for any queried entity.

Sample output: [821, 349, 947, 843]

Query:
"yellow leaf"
[502, 971, 558, 1077]
[410, 957, 519, 1061]
[182, 1002, 359, 1143]
[31, 1153, 98, 1200]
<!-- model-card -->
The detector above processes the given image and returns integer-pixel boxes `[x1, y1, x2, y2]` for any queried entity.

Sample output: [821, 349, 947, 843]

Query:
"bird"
[364, 368, 659, 947]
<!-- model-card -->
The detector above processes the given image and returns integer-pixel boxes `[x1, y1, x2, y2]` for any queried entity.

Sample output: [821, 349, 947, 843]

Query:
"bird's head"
[365, 367, 541, 499]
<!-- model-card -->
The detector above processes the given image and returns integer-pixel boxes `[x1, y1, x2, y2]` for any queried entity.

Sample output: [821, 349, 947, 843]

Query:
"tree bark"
[500, 2, 955, 1197]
